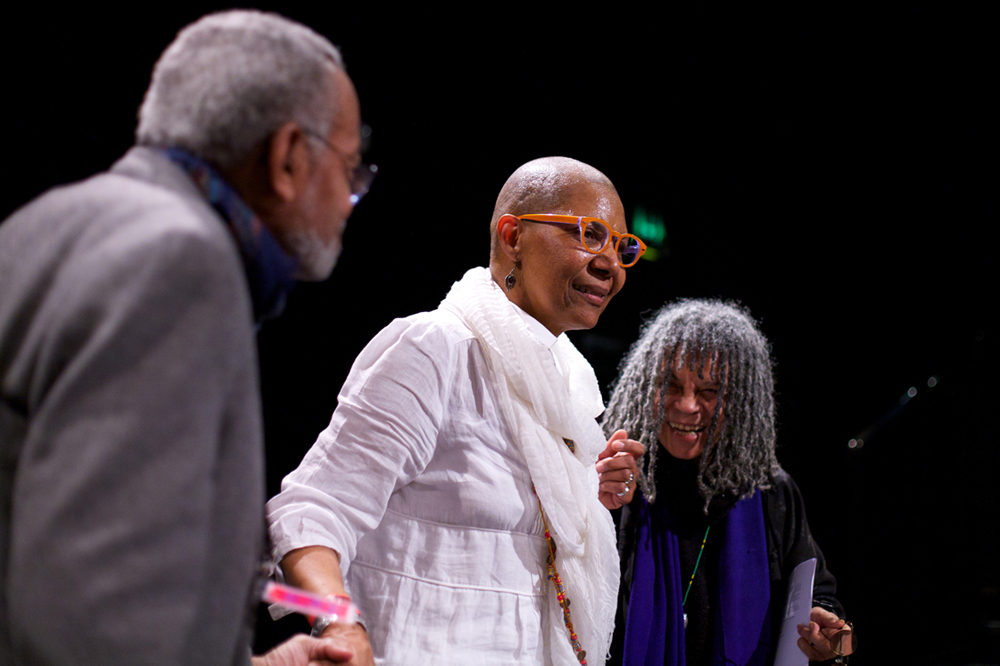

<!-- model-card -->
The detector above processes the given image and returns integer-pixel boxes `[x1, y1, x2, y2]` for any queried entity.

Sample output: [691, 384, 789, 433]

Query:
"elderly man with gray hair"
[0, 10, 374, 666]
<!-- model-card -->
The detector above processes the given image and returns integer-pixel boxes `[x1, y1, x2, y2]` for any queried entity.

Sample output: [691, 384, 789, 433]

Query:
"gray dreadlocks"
[602, 299, 780, 509]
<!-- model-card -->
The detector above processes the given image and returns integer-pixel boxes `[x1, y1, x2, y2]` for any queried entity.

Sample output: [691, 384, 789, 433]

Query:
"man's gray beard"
[287, 229, 342, 281]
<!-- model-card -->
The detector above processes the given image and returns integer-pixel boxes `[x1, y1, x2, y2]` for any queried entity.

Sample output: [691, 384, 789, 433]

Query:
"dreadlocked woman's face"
[658, 356, 722, 460]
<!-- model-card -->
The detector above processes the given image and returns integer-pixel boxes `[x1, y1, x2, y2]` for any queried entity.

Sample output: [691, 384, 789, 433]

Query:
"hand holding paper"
[797, 606, 854, 662]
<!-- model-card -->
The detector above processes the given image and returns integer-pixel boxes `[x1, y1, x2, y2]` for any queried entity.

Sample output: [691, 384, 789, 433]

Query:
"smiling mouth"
[669, 422, 707, 434]
[573, 283, 609, 304]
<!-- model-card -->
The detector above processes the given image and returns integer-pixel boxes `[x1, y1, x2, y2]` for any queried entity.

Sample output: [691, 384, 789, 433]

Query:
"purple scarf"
[622, 489, 771, 666]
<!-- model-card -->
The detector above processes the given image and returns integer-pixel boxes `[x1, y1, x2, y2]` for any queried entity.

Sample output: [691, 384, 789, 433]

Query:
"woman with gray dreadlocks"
[603, 299, 854, 666]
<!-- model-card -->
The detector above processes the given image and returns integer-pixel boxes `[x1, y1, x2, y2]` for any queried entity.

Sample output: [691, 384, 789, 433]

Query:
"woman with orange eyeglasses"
[268, 156, 647, 665]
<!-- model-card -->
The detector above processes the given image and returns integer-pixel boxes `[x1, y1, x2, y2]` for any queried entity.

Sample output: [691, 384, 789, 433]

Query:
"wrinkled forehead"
[329, 69, 362, 151]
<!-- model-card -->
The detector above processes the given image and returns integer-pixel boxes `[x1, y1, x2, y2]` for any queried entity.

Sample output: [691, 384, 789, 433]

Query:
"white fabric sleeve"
[267, 314, 457, 574]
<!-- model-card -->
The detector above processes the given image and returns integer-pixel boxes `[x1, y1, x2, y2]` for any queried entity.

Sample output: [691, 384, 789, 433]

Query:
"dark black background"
[4, 6, 996, 664]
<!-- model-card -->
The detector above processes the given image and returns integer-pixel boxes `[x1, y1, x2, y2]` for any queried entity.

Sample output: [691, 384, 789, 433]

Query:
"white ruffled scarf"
[440, 267, 618, 664]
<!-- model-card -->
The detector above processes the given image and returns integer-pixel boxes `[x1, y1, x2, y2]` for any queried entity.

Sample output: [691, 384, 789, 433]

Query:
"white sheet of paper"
[773, 557, 817, 666]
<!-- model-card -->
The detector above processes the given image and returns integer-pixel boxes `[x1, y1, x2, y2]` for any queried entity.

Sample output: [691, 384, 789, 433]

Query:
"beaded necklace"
[681, 525, 711, 629]
[539, 505, 588, 664]
[534, 436, 589, 664]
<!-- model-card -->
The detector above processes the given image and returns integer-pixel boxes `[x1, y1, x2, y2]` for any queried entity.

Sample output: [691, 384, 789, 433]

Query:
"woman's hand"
[596, 429, 644, 510]
[275, 547, 376, 666]
[797, 606, 855, 662]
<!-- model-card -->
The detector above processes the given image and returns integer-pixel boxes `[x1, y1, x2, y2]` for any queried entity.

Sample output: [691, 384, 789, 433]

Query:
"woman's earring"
[504, 267, 517, 291]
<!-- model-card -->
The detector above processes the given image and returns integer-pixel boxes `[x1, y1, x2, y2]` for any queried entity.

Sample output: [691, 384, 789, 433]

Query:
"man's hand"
[596, 429, 644, 510]
[797, 606, 855, 662]
[318, 622, 375, 666]
[251, 633, 353, 666]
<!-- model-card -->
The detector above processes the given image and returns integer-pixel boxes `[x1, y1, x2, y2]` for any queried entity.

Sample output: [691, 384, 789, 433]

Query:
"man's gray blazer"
[0, 147, 265, 665]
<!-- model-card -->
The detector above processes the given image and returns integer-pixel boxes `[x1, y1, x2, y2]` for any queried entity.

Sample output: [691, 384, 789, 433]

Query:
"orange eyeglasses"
[516, 214, 647, 267]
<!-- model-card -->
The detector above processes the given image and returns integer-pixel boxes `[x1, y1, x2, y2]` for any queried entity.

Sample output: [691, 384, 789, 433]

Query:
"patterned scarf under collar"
[163, 148, 297, 323]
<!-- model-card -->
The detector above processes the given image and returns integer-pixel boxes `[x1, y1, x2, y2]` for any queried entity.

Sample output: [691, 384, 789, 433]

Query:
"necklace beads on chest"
[542, 515, 587, 664]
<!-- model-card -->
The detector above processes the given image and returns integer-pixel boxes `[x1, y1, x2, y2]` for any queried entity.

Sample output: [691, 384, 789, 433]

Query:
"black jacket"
[608, 463, 843, 665]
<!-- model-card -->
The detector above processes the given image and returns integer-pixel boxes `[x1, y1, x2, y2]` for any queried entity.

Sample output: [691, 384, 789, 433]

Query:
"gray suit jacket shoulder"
[0, 147, 264, 665]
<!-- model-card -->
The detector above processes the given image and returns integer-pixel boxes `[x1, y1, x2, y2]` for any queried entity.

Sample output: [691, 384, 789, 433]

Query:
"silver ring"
[628, 472, 634, 483]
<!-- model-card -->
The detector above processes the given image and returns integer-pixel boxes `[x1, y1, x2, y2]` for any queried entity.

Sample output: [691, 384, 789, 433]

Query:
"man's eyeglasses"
[516, 214, 647, 267]
[304, 129, 378, 205]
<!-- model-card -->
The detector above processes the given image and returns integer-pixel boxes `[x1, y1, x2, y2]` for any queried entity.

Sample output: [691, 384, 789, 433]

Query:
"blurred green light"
[632, 206, 666, 261]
